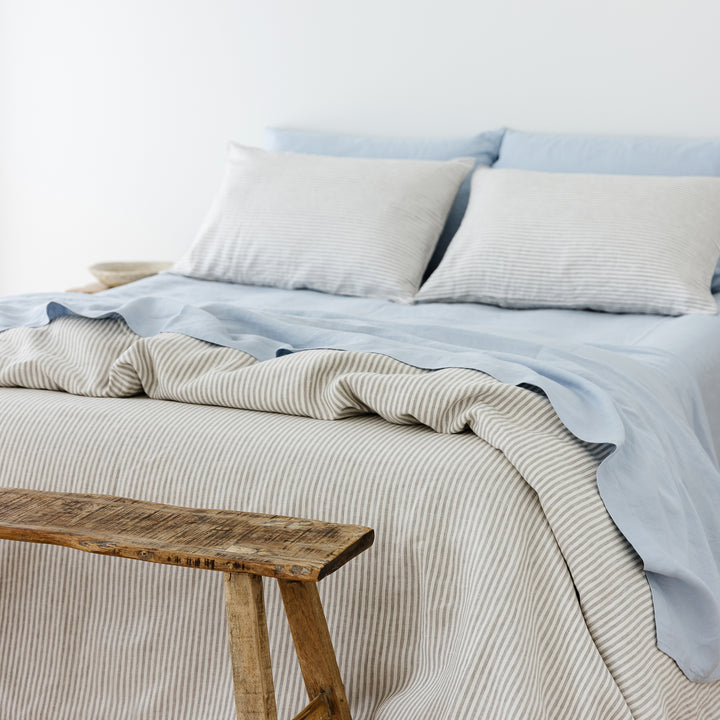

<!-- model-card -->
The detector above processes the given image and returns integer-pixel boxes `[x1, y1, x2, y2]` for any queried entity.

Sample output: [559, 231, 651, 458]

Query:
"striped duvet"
[0, 317, 718, 719]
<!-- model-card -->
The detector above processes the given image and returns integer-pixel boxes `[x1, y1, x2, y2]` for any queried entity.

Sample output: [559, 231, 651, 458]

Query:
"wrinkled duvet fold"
[1, 316, 719, 718]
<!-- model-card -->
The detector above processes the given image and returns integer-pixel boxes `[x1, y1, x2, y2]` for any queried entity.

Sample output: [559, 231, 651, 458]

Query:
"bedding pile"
[3, 126, 720, 719]
[1, 315, 719, 719]
[3, 272, 720, 689]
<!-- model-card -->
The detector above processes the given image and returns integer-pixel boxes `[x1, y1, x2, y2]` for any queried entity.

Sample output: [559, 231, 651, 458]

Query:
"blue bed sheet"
[1, 272, 719, 683]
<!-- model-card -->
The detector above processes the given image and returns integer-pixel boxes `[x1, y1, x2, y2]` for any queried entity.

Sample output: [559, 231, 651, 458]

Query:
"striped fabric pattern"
[171, 144, 473, 303]
[1, 318, 719, 719]
[416, 167, 720, 315]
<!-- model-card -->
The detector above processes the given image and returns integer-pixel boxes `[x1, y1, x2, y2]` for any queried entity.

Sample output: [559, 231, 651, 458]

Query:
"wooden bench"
[0, 487, 374, 720]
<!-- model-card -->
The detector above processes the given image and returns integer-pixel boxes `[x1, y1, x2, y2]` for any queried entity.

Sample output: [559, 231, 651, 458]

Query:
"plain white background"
[2, 0, 720, 294]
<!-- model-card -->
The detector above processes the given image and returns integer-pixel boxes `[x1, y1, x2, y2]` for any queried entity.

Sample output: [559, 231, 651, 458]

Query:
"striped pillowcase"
[172, 144, 473, 303]
[416, 167, 720, 315]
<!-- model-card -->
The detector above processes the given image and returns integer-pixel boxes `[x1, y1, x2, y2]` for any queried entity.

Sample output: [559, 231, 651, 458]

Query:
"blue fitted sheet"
[1, 272, 719, 683]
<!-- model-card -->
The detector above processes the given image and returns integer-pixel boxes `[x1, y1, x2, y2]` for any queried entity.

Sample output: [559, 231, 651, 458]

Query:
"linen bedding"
[1, 277, 720, 719]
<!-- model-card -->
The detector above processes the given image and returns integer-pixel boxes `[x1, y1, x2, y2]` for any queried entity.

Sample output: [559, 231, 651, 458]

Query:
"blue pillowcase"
[265, 127, 505, 279]
[495, 130, 720, 175]
[495, 130, 720, 291]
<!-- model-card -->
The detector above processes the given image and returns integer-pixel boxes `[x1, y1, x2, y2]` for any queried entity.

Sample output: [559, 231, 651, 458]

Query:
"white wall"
[2, 0, 720, 294]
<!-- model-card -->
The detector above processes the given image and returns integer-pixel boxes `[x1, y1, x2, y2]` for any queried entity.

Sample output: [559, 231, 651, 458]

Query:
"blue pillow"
[265, 127, 505, 279]
[495, 130, 720, 291]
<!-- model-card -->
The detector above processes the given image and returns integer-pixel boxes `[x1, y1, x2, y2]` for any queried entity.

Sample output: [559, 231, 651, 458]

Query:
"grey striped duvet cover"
[0, 317, 718, 719]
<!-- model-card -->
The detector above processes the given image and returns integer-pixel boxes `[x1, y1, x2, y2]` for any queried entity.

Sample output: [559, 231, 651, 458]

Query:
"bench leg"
[224, 572, 278, 720]
[278, 580, 352, 720]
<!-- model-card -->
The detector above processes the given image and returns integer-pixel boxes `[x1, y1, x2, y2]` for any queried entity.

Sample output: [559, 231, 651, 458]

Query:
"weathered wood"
[1, 487, 371, 720]
[225, 572, 277, 720]
[291, 693, 331, 720]
[279, 580, 352, 720]
[0, 488, 374, 581]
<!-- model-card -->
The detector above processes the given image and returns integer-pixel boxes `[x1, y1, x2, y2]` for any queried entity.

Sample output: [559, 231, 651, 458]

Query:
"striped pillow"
[172, 144, 473, 303]
[265, 127, 505, 279]
[416, 167, 720, 315]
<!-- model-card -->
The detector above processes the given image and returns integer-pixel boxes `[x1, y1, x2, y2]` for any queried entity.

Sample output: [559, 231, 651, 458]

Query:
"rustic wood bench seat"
[0, 487, 374, 720]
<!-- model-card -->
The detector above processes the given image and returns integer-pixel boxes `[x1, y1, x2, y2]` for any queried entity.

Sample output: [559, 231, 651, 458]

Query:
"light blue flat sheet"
[2, 273, 719, 683]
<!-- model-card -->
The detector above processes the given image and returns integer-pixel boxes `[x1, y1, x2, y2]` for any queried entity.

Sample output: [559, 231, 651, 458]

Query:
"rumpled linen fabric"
[0, 317, 719, 718]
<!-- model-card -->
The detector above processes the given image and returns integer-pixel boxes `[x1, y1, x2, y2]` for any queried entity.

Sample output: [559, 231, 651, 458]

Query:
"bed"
[1, 129, 720, 719]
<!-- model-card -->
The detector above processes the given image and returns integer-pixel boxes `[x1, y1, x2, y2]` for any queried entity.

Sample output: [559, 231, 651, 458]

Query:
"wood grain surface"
[0, 488, 374, 581]
[279, 580, 352, 720]
[290, 693, 331, 720]
[225, 572, 278, 720]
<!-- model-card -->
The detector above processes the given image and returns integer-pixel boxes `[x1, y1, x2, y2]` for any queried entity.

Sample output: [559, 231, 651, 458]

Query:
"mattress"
[1, 281, 720, 719]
